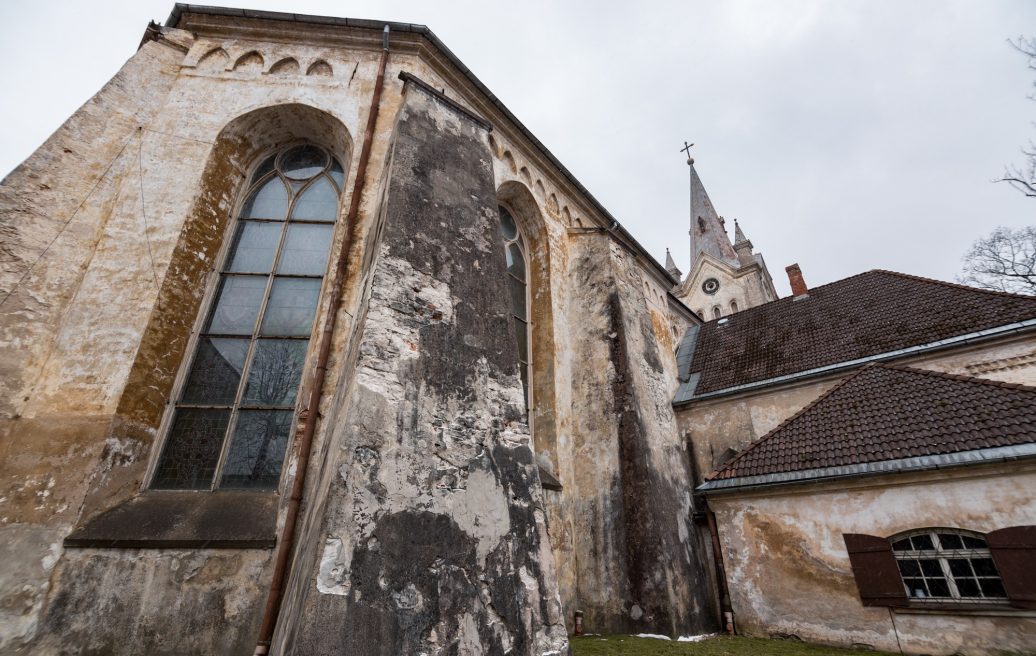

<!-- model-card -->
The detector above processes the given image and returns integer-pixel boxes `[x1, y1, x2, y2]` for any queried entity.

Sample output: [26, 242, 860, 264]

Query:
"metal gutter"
[697, 443, 1036, 494]
[673, 317, 1036, 405]
[163, 4, 684, 293]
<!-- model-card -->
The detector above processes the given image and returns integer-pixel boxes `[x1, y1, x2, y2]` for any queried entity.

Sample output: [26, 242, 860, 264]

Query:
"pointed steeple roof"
[688, 161, 738, 268]
[664, 248, 682, 280]
[733, 219, 749, 246]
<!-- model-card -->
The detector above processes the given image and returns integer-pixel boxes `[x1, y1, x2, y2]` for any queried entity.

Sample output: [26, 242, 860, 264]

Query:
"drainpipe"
[705, 504, 735, 635]
[252, 25, 392, 656]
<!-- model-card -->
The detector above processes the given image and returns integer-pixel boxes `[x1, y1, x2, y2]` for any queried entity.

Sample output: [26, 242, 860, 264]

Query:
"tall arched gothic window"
[151, 144, 344, 490]
[498, 205, 531, 409]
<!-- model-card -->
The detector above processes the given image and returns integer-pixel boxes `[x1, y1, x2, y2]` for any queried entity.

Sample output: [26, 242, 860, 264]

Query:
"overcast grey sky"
[1, 0, 1033, 295]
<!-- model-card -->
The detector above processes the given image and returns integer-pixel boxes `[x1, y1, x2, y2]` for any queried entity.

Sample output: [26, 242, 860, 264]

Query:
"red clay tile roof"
[685, 270, 1036, 396]
[709, 363, 1036, 481]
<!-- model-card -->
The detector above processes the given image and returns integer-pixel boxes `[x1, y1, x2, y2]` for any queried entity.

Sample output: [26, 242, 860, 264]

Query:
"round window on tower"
[702, 278, 720, 295]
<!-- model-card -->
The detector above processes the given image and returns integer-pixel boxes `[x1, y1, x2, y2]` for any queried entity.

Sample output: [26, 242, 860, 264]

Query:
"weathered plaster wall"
[0, 23, 416, 653]
[906, 334, 1036, 387]
[679, 378, 840, 478]
[2, 11, 707, 653]
[709, 465, 1036, 655]
[559, 232, 713, 637]
[280, 85, 567, 655]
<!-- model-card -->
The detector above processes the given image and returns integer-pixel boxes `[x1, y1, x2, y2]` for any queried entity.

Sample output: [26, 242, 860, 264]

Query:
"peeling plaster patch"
[317, 536, 351, 595]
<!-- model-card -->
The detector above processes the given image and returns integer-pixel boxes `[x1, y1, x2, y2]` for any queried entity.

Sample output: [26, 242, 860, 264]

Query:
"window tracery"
[152, 144, 342, 490]
[498, 205, 531, 409]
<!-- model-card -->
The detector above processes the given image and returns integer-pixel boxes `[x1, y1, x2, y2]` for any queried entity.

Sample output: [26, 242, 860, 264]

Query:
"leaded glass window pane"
[180, 337, 249, 405]
[498, 205, 531, 411]
[250, 154, 276, 186]
[277, 224, 333, 276]
[291, 177, 338, 222]
[280, 145, 328, 180]
[227, 221, 283, 273]
[220, 410, 294, 489]
[153, 144, 342, 491]
[206, 275, 267, 335]
[241, 177, 288, 219]
[152, 409, 231, 489]
[329, 157, 344, 188]
[242, 340, 308, 407]
[260, 278, 321, 336]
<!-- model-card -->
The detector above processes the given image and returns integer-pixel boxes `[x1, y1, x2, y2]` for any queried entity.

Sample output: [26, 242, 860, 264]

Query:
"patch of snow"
[677, 633, 717, 642]
[634, 633, 671, 640]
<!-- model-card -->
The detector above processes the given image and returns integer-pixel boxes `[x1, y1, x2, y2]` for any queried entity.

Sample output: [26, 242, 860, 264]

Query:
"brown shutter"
[843, 533, 908, 607]
[987, 526, 1036, 609]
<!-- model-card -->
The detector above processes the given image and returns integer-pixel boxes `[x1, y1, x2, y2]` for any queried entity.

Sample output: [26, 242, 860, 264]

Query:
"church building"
[0, 5, 1034, 656]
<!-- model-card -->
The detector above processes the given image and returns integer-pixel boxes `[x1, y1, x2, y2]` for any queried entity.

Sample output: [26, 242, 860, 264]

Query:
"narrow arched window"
[712, 306, 721, 320]
[151, 144, 343, 490]
[498, 205, 530, 409]
[730, 300, 739, 313]
[891, 529, 1007, 601]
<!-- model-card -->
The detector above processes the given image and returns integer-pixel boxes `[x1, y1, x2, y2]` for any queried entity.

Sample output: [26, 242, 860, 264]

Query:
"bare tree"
[1000, 37, 1036, 197]
[958, 226, 1036, 294]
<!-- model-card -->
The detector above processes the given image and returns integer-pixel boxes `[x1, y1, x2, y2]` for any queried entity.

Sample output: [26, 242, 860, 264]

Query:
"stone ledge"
[64, 490, 278, 549]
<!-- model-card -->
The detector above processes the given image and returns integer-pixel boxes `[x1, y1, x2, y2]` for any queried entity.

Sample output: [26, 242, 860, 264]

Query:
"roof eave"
[697, 443, 1036, 495]
[673, 317, 1036, 406]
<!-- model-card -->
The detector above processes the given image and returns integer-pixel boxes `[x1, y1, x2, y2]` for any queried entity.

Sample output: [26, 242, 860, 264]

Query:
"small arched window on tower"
[498, 205, 531, 409]
[151, 144, 344, 490]
[730, 300, 739, 314]
[712, 306, 721, 320]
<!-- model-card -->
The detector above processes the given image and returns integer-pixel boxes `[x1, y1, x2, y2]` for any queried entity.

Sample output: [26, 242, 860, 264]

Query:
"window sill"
[893, 603, 1036, 618]
[64, 490, 278, 549]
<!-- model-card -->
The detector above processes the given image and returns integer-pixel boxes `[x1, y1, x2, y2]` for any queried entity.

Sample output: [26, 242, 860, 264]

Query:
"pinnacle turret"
[665, 248, 682, 280]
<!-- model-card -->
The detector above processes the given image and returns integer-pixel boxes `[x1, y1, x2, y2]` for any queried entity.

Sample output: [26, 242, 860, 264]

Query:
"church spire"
[686, 152, 738, 268]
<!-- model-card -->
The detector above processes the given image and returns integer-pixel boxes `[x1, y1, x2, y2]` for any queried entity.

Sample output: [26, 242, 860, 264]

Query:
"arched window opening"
[498, 205, 531, 409]
[891, 529, 1007, 601]
[151, 144, 343, 490]
[712, 306, 721, 320]
[730, 300, 739, 313]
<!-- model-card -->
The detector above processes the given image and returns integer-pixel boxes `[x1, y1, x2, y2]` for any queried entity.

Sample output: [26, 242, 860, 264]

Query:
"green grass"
[570, 635, 894, 656]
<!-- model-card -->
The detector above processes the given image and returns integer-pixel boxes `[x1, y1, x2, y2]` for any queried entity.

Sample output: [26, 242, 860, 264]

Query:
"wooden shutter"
[987, 526, 1036, 609]
[843, 533, 908, 607]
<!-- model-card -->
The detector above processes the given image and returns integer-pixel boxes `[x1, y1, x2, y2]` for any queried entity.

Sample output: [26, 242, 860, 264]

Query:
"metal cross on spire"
[680, 141, 695, 165]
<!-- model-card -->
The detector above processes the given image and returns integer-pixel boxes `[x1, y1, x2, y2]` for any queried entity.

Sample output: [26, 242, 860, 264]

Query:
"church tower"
[671, 153, 777, 319]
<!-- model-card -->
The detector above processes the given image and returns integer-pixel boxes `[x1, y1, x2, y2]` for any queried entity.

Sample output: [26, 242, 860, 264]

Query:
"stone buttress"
[276, 81, 568, 654]
[564, 230, 714, 637]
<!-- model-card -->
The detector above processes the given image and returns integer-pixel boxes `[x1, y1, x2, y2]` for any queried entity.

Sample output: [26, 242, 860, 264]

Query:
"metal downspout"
[705, 505, 736, 635]
[252, 25, 391, 656]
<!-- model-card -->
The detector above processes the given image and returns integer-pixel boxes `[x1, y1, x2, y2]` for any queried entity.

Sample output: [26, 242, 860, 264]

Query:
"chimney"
[786, 263, 808, 297]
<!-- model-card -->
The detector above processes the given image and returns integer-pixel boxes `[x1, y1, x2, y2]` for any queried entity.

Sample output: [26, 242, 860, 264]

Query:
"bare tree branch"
[999, 37, 1036, 197]
[957, 225, 1036, 295]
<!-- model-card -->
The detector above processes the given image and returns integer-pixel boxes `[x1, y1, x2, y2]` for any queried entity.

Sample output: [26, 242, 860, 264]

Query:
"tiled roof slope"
[709, 363, 1036, 481]
[684, 270, 1036, 397]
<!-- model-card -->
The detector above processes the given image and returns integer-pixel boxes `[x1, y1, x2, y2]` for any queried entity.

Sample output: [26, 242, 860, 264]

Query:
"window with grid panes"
[498, 206, 530, 409]
[151, 144, 343, 490]
[891, 529, 1008, 602]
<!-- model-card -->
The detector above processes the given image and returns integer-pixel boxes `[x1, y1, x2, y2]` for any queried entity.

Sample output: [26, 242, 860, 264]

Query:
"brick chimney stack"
[786, 263, 808, 297]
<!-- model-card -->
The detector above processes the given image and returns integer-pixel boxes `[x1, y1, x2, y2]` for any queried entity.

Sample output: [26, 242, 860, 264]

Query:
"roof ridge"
[880, 362, 1036, 394]
[873, 269, 1036, 301]
[705, 365, 876, 480]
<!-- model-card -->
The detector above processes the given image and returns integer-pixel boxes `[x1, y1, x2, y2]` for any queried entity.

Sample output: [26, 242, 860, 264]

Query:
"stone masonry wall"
[281, 84, 568, 655]
[563, 232, 714, 637]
